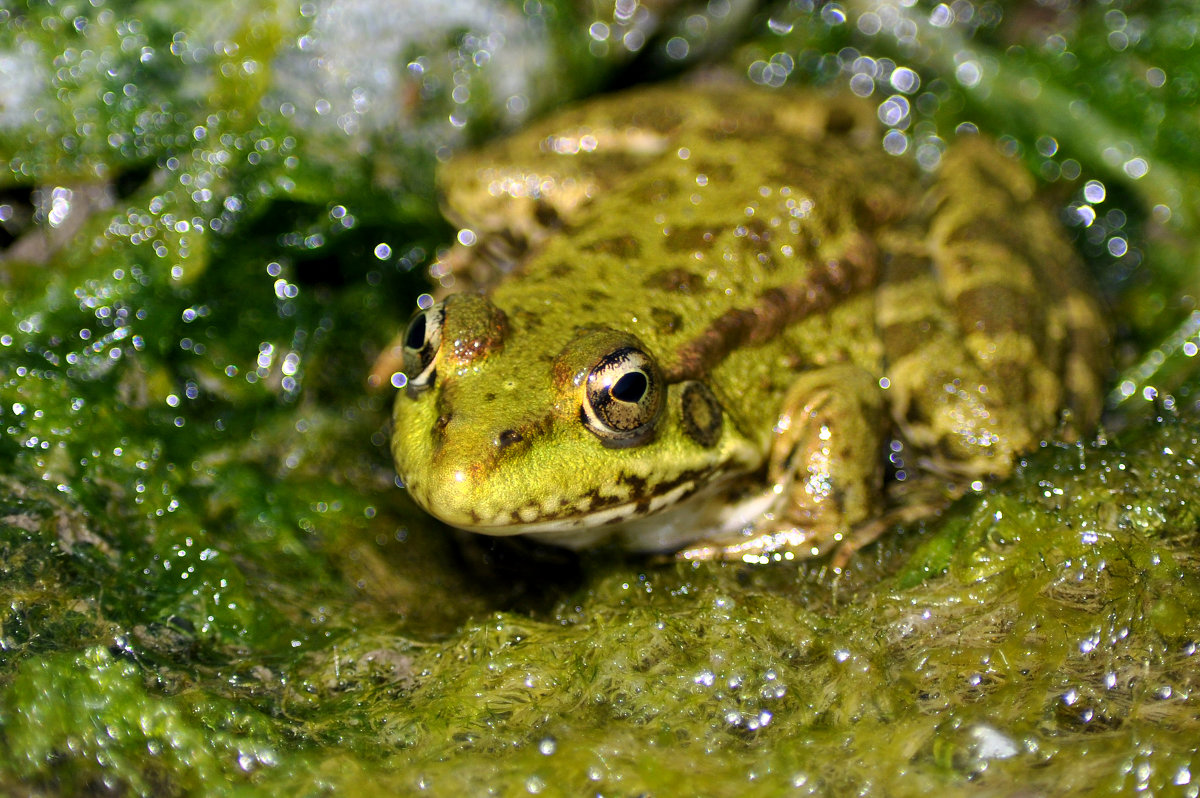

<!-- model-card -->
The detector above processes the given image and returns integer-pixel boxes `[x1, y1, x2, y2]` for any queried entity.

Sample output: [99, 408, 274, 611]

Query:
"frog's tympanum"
[389, 84, 1109, 563]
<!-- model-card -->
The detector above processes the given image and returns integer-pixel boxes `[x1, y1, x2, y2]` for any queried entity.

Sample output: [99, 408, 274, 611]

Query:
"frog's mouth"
[447, 468, 779, 554]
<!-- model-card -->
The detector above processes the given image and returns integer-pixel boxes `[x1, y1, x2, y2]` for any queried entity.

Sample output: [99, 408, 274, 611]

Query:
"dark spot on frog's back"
[512, 309, 543, 331]
[990, 360, 1034, 405]
[634, 177, 678, 204]
[943, 217, 1026, 251]
[705, 108, 775, 140]
[631, 104, 685, 134]
[688, 159, 735, 185]
[822, 104, 859, 136]
[644, 268, 705, 294]
[582, 235, 640, 259]
[881, 318, 937, 361]
[650, 307, 682, 335]
[881, 251, 930, 282]
[954, 283, 1040, 337]
[534, 200, 561, 228]
[854, 189, 910, 228]
[776, 151, 820, 185]
[737, 217, 770, 244]
[664, 224, 716, 253]
[952, 155, 1031, 204]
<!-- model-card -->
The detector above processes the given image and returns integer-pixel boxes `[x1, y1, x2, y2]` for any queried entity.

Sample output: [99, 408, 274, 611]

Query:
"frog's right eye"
[402, 303, 444, 394]
[581, 346, 665, 448]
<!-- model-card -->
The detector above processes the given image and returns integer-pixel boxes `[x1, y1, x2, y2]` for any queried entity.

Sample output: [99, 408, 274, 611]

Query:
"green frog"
[387, 83, 1109, 564]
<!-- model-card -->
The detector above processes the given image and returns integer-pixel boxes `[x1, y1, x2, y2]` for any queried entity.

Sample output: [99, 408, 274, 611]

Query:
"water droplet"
[767, 16, 794, 35]
[665, 37, 689, 60]
[955, 59, 982, 88]
[820, 3, 846, 25]
[849, 73, 875, 97]
[1123, 157, 1148, 179]
[877, 95, 910, 127]
[1036, 136, 1058, 157]
[967, 724, 1019, 760]
[890, 67, 919, 93]
[882, 129, 908, 155]
[857, 12, 882, 35]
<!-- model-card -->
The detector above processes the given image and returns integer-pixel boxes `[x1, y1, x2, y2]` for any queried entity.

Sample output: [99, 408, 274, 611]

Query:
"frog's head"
[390, 292, 754, 538]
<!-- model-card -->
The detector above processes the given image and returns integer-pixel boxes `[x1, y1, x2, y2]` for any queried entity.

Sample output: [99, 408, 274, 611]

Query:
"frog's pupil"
[405, 313, 427, 350]
[612, 371, 647, 403]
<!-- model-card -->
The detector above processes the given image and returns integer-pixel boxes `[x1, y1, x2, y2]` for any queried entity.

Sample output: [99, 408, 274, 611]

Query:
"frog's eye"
[402, 303, 444, 394]
[582, 347, 664, 447]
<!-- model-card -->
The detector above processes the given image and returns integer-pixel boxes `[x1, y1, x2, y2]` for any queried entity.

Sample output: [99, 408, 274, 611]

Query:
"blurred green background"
[2, 0, 1199, 794]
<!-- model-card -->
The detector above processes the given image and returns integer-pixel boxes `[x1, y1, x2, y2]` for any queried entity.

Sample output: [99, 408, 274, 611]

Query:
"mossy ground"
[2, 1, 1199, 795]
[3, 413, 1199, 795]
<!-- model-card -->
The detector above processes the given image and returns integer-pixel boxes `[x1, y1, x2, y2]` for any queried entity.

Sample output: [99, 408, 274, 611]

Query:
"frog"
[386, 82, 1109, 565]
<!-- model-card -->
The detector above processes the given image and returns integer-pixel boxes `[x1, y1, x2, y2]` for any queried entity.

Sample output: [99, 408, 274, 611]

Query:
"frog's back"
[485, 85, 912, 413]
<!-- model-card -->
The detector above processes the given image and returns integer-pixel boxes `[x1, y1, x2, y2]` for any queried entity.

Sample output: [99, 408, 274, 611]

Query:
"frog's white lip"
[451, 477, 706, 536]
[517, 474, 779, 554]
[442, 467, 778, 554]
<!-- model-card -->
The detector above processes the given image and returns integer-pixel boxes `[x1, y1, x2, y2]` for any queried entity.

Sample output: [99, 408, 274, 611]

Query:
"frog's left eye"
[402, 303, 444, 394]
[582, 347, 664, 447]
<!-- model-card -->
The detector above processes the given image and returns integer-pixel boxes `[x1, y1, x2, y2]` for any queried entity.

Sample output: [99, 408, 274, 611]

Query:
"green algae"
[3, 0, 1200, 795]
[8, 413, 1199, 795]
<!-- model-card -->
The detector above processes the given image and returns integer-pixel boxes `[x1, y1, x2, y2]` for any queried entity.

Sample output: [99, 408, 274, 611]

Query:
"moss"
[1, 647, 285, 796]
[8, 414, 1198, 794]
[313, 414, 1200, 795]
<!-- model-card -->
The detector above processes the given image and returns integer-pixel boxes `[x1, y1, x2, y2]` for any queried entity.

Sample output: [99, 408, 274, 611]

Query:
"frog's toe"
[676, 526, 839, 564]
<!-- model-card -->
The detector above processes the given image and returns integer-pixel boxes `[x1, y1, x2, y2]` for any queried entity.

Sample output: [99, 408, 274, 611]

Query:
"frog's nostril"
[497, 429, 524, 450]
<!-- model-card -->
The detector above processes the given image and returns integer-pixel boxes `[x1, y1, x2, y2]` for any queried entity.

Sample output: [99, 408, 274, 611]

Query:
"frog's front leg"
[680, 365, 887, 563]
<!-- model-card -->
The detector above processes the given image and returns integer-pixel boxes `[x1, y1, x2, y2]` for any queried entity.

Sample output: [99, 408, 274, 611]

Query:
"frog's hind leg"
[942, 142, 1109, 431]
[926, 140, 1108, 445]
[678, 364, 888, 563]
[875, 187, 1053, 482]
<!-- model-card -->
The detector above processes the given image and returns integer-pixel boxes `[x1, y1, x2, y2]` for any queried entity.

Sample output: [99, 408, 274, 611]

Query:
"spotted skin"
[391, 83, 1110, 561]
